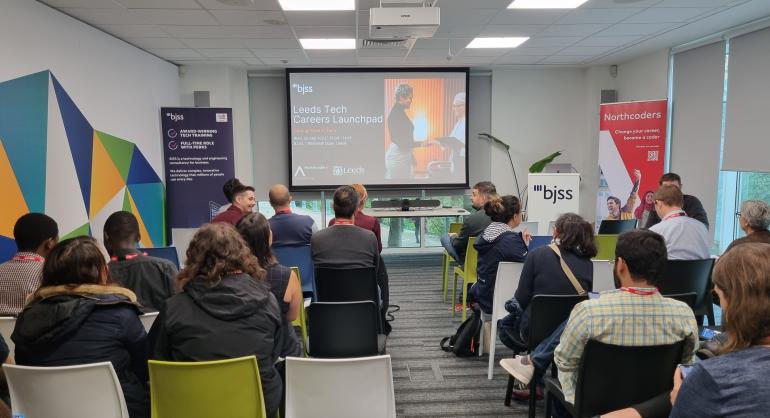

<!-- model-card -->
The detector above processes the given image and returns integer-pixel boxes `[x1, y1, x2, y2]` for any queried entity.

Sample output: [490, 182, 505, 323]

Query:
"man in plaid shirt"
[0, 213, 58, 316]
[554, 229, 698, 405]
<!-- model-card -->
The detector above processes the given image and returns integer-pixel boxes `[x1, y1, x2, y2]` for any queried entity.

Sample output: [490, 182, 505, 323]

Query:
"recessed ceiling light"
[278, 0, 354, 11]
[508, 0, 589, 8]
[299, 39, 356, 49]
[466, 37, 529, 48]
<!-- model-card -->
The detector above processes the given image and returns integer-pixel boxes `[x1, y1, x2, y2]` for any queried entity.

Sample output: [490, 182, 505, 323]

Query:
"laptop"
[527, 236, 553, 252]
[143, 246, 180, 270]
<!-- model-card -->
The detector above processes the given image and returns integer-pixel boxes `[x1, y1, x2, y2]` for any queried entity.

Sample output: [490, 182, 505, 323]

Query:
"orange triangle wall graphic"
[0, 139, 30, 237]
[90, 131, 126, 218]
[125, 188, 153, 248]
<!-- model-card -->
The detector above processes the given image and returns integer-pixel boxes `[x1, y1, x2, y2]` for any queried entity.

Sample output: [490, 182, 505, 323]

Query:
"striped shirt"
[554, 288, 698, 403]
[0, 252, 45, 316]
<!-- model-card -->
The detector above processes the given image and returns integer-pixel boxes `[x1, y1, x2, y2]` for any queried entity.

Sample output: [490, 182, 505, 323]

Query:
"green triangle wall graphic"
[60, 222, 91, 240]
[96, 130, 134, 182]
[122, 188, 132, 212]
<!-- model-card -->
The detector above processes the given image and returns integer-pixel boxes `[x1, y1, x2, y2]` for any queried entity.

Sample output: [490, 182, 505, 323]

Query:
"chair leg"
[504, 375, 515, 406]
[528, 380, 536, 418]
[452, 272, 459, 318]
[461, 279, 469, 321]
[442, 253, 450, 302]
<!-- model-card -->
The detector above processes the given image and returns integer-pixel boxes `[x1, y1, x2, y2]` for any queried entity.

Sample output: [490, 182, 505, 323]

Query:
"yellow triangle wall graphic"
[125, 188, 153, 248]
[0, 139, 30, 237]
[90, 131, 126, 218]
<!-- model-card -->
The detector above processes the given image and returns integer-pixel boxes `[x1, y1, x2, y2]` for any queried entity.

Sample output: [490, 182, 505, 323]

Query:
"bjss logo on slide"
[292, 83, 313, 95]
[533, 184, 573, 204]
[166, 112, 184, 122]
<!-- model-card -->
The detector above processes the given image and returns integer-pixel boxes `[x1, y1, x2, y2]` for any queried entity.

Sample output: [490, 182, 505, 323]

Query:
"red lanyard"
[13, 255, 44, 262]
[275, 209, 291, 215]
[663, 211, 687, 221]
[333, 219, 355, 225]
[620, 287, 658, 296]
[110, 252, 147, 262]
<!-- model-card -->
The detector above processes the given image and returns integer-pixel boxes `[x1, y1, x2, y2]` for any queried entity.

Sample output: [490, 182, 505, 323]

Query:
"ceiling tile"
[478, 24, 547, 37]
[584, 0, 660, 7]
[557, 8, 644, 24]
[489, 9, 570, 25]
[241, 58, 265, 66]
[96, 24, 169, 38]
[623, 7, 716, 24]
[575, 35, 642, 47]
[538, 55, 593, 64]
[126, 37, 187, 49]
[453, 57, 497, 65]
[284, 11, 356, 26]
[260, 56, 310, 65]
[292, 26, 356, 38]
[408, 48, 453, 58]
[242, 38, 301, 48]
[458, 48, 514, 57]
[225, 25, 294, 38]
[61, 8, 219, 25]
[116, 0, 202, 8]
[594, 23, 676, 37]
[356, 48, 408, 57]
[149, 48, 204, 58]
[304, 50, 356, 58]
[413, 38, 449, 49]
[250, 48, 306, 59]
[196, 0, 283, 10]
[309, 57, 358, 65]
[655, 0, 738, 6]
[180, 38, 247, 48]
[210, 10, 287, 25]
[356, 57, 404, 66]
[536, 23, 610, 37]
[494, 55, 549, 64]
[40, 0, 123, 8]
[557, 45, 617, 55]
[197, 48, 255, 58]
[440, 8, 499, 26]
[522, 36, 583, 47]
[162, 25, 230, 38]
[432, 0, 510, 8]
[435, 24, 486, 37]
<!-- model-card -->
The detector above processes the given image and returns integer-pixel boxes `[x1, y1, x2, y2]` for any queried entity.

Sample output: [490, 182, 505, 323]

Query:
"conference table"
[363, 207, 470, 248]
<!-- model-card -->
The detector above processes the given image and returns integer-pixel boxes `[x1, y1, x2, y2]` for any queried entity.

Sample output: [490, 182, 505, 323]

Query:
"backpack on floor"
[440, 309, 482, 357]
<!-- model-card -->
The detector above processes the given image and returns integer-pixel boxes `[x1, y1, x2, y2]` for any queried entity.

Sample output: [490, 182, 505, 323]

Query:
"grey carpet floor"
[383, 253, 543, 418]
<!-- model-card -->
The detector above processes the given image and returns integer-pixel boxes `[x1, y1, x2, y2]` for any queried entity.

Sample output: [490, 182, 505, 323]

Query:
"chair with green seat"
[290, 266, 309, 356]
[441, 222, 463, 302]
[452, 236, 478, 321]
[148, 356, 267, 418]
[593, 234, 619, 261]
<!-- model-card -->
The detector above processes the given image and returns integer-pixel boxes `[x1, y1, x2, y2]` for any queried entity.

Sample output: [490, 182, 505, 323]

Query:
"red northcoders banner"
[596, 99, 668, 230]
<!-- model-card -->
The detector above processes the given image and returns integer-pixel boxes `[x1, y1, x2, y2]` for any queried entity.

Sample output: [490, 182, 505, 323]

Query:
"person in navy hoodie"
[471, 195, 530, 315]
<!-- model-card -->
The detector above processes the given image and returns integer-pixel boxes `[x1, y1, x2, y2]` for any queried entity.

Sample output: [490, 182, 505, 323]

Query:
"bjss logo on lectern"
[533, 184, 574, 204]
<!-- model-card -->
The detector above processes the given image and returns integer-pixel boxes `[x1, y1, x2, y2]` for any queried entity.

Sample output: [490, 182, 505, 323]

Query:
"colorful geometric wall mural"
[0, 70, 166, 261]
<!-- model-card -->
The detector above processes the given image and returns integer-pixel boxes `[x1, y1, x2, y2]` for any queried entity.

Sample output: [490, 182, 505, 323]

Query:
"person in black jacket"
[12, 236, 149, 418]
[148, 223, 285, 418]
[471, 195, 530, 314]
[643, 172, 709, 229]
[385, 83, 415, 180]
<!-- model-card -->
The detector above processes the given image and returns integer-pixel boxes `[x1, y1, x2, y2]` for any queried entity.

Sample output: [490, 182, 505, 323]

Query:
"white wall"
[616, 49, 670, 103]
[0, 0, 180, 176]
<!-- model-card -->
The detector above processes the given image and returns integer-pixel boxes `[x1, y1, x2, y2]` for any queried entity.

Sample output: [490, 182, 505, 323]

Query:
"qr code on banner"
[648, 150, 659, 161]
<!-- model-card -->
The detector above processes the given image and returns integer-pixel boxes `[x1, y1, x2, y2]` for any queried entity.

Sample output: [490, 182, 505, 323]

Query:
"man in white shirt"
[649, 184, 711, 259]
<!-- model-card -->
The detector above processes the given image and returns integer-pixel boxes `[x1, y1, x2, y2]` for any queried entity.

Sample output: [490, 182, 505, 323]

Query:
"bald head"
[269, 184, 291, 208]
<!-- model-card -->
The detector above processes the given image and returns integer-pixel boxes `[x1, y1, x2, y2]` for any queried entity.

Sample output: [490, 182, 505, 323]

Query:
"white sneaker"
[500, 355, 535, 386]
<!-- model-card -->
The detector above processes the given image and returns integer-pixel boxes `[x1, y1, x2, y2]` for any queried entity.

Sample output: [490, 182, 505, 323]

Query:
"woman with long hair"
[635, 190, 655, 227]
[13, 236, 149, 418]
[149, 223, 284, 418]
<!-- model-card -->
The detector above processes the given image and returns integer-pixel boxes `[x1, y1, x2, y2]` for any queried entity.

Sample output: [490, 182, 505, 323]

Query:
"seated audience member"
[149, 223, 283, 418]
[311, 185, 379, 272]
[211, 178, 256, 226]
[104, 211, 177, 312]
[0, 213, 58, 316]
[471, 195, 529, 315]
[554, 230, 698, 406]
[499, 213, 596, 395]
[606, 169, 641, 221]
[440, 181, 496, 266]
[724, 199, 770, 253]
[649, 184, 711, 259]
[644, 172, 709, 229]
[237, 212, 303, 358]
[268, 184, 316, 247]
[329, 183, 382, 252]
[12, 236, 148, 418]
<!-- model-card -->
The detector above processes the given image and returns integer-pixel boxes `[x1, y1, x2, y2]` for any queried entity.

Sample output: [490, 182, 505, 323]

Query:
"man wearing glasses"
[649, 184, 711, 260]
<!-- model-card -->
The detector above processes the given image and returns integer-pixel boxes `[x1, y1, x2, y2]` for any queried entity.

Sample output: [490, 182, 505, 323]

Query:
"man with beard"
[440, 181, 496, 267]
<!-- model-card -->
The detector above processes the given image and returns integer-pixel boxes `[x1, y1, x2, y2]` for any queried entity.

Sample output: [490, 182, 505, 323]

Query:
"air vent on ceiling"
[362, 38, 416, 49]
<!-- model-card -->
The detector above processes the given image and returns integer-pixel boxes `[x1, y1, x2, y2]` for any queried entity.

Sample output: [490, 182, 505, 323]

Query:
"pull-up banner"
[161, 107, 234, 228]
[596, 100, 667, 230]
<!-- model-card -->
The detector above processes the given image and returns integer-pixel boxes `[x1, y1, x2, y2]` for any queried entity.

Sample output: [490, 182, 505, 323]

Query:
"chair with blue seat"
[441, 222, 463, 302]
[273, 245, 315, 296]
[452, 237, 478, 321]
[148, 356, 266, 418]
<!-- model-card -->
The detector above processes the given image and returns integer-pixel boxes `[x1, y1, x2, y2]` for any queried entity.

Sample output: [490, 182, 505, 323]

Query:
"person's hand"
[670, 366, 684, 406]
[634, 169, 642, 181]
[522, 229, 533, 245]
[448, 232, 458, 238]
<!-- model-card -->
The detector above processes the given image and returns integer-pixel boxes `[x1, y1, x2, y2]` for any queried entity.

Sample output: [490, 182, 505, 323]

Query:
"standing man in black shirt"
[644, 172, 709, 229]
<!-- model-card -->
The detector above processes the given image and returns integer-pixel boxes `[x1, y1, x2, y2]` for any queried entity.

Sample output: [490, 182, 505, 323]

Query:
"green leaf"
[528, 151, 562, 173]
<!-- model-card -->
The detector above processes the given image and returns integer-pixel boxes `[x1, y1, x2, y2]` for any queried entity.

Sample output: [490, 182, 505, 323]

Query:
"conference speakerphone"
[371, 199, 442, 211]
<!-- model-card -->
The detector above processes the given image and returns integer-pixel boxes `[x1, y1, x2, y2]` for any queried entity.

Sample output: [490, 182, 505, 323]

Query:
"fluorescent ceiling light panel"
[508, 0, 589, 8]
[278, 0, 354, 10]
[299, 38, 356, 49]
[467, 37, 529, 48]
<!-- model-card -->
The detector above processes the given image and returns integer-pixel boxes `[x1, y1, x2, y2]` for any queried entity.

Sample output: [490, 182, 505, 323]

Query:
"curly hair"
[554, 213, 597, 258]
[178, 223, 264, 288]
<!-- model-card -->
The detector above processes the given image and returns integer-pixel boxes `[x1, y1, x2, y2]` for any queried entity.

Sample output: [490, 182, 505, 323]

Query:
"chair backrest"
[591, 260, 615, 292]
[491, 262, 524, 321]
[314, 267, 378, 304]
[574, 340, 685, 417]
[0, 316, 16, 355]
[463, 237, 478, 281]
[308, 301, 380, 358]
[3, 362, 129, 418]
[139, 312, 159, 332]
[664, 292, 697, 310]
[143, 246, 180, 269]
[273, 245, 315, 294]
[657, 259, 715, 316]
[528, 236, 552, 252]
[598, 219, 637, 235]
[148, 356, 265, 418]
[593, 234, 619, 261]
[448, 222, 462, 234]
[286, 355, 395, 418]
[514, 221, 539, 236]
[528, 294, 588, 349]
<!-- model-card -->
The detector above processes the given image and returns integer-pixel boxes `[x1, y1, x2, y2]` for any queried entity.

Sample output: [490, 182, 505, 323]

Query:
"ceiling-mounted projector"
[369, 6, 440, 39]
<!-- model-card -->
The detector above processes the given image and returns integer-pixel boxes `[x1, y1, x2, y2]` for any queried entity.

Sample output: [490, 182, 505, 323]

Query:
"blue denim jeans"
[440, 233, 462, 266]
